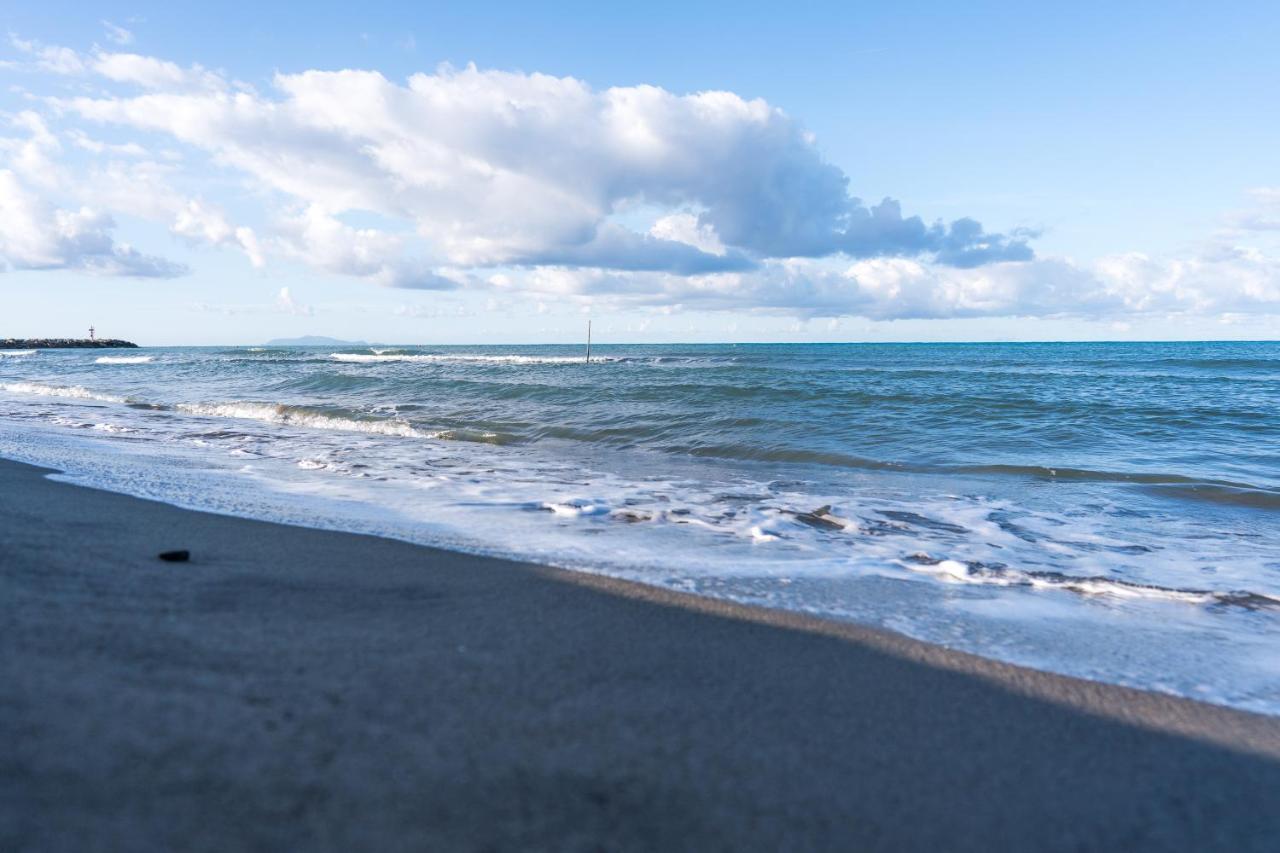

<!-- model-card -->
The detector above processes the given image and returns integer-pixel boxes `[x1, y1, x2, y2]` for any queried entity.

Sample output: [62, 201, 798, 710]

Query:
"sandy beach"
[2, 455, 1278, 851]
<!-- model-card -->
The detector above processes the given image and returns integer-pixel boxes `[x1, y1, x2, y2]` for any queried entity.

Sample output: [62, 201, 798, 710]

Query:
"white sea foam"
[0, 382, 127, 403]
[900, 555, 1280, 607]
[91, 423, 135, 433]
[175, 401, 438, 439]
[0, 350, 37, 357]
[96, 356, 153, 364]
[2, 341, 1279, 715]
[542, 499, 611, 517]
[331, 352, 618, 365]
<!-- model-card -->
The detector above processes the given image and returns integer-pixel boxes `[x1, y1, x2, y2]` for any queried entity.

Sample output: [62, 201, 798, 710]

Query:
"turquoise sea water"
[2, 341, 1277, 711]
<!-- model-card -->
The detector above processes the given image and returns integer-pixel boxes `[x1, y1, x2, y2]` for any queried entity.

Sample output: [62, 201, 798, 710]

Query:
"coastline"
[2, 455, 1278, 850]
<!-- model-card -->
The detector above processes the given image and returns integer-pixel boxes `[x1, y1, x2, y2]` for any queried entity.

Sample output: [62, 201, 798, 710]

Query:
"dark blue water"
[2, 341, 1278, 711]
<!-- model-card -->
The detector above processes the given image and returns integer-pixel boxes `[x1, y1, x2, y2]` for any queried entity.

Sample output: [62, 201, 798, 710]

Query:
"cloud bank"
[0, 169, 184, 277]
[2, 35, 1279, 320]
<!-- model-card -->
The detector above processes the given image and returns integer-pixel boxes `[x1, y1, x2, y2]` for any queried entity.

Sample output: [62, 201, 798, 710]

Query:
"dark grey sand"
[2, 457, 1278, 852]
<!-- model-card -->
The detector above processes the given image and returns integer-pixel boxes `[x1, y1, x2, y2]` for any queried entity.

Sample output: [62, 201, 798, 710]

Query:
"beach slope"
[1, 457, 1277, 851]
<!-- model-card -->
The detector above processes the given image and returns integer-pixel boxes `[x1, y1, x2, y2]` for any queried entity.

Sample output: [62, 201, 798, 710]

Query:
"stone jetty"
[0, 339, 138, 349]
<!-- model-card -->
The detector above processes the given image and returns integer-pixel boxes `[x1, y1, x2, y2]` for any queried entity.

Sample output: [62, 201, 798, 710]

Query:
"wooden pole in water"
[585, 320, 592, 363]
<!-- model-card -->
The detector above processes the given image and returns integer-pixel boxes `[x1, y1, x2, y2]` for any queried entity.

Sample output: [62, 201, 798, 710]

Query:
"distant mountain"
[264, 336, 369, 347]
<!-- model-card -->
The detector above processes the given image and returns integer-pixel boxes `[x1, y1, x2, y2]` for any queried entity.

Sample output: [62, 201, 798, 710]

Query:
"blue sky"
[2, 1, 1278, 344]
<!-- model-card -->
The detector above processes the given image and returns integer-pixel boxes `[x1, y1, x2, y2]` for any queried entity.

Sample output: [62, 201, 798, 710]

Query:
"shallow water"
[2, 341, 1278, 712]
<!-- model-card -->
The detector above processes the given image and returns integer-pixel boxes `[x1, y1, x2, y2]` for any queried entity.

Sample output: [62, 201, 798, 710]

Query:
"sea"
[1, 341, 1277, 713]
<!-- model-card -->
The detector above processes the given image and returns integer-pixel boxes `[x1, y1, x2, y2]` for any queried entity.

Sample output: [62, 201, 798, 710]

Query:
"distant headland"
[265, 336, 368, 347]
[0, 339, 139, 349]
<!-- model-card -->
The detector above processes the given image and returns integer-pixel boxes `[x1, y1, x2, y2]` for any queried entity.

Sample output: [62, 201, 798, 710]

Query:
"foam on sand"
[902, 553, 1280, 609]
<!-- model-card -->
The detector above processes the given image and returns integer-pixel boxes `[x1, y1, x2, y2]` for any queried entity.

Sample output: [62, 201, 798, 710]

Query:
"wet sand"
[1, 456, 1278, 851]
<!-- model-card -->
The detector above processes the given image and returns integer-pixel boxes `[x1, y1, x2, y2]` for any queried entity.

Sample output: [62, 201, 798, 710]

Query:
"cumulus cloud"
[0, 102, 211, 278]
[268, 206, 458, 289]
[481, 249, 1280, 321]
[0, 169, 185, 277]
[8, 36, 224, 91]
[0, 111, 63, 187]
[172, 199, 264, 266]
[3, 37, 1278, 321]
[1224, 187, 1280, 233]
[63, 62, 1029, 275]
[274, 286, 313, 316]
[9, 35, 86, 75]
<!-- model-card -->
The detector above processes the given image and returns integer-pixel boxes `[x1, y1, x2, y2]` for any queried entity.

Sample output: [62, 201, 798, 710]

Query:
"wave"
[1143, 483, 1280, 510]
[901, 553, 1280, 610]
[958, 464, 1280, 507]
[171, 400, 514, 445]
[0, 381, 127, 404]
[176, 401, 437, 439]
[0, 349, 37, 357]
[957, 464, 1249, 488]
[1141, 358, 1280, 370]
[331, 352, 621, 365]
[219, 347, 294, 357]
[96, 356, 154, 364]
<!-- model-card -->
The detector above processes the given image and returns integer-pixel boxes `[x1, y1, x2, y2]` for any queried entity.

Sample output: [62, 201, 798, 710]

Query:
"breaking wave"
[176, 401, 438, 439]
[173, 400, 513, 444]
[0, 381, 127, 404]
[331, 352, 621, 364]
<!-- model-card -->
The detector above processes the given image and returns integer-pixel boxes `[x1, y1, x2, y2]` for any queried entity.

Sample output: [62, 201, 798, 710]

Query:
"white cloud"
[1224, 187, 1280, 233]
[481, 249, 1280, 321]
[649, 212, 727, 256]
[268, 206, 457, 289]
[172, 199, 264, 266]
[0, 111, 62, 187]
[90, 51, 224, 92]
[63, 61, 1029, 275]
[101, 21, 135, 46]
[8, 36, 223, 92]
[0, 169, 184, 277]
[67, 129, 148, 158]
[1, 37, 1277, 321]
[394, 302, 473, 319]
[9, 36, 86, 75]
[274, 286, 313, 316]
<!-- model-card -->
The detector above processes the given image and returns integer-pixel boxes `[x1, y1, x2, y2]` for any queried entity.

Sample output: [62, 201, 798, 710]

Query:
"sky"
[1, 1, 1278, 345]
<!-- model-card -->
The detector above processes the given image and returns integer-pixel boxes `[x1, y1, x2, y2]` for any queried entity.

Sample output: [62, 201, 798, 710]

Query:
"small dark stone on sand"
[158, 550, 190, 562]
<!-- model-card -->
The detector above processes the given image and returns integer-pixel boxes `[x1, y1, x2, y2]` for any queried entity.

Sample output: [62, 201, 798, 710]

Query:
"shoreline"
[3, 454, 1279, 849]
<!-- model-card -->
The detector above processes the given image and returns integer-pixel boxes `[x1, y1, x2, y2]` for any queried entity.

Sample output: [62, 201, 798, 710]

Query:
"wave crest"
[1, 381, 127, 403]
[331, 352, 619, 365]
[176, 401, 435, 439]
